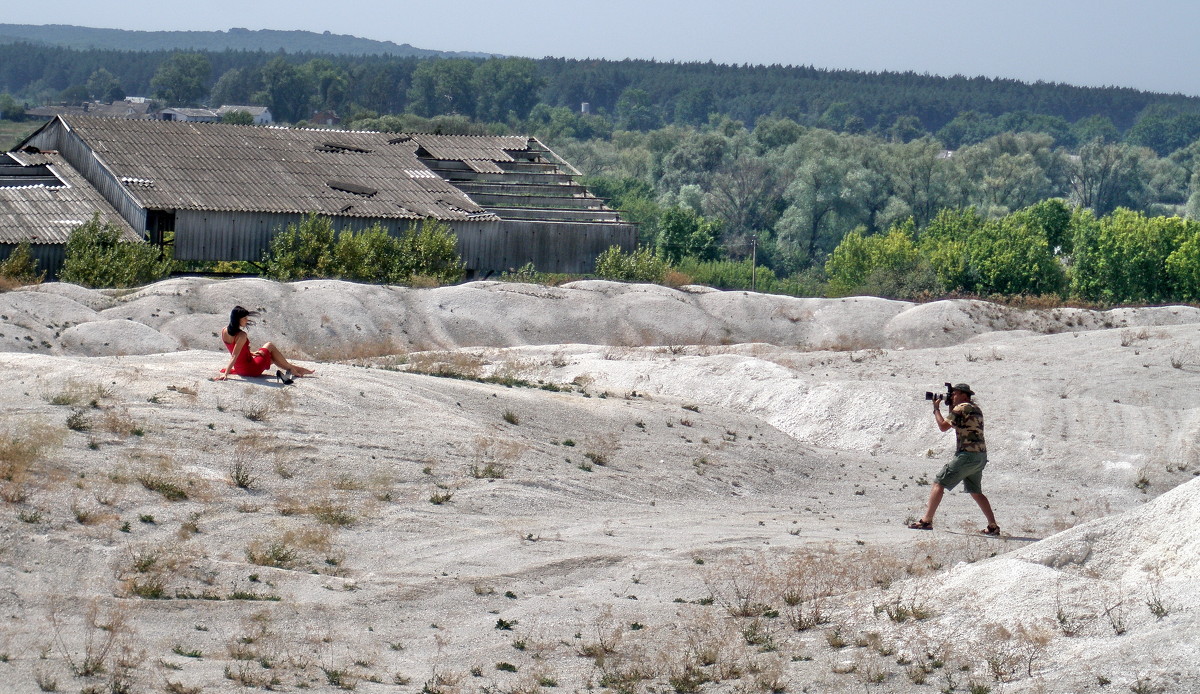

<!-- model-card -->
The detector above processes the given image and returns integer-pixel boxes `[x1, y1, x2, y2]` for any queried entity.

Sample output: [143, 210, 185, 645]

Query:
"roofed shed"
[0, 150, 139, 277]
[14, 116, 634, 277]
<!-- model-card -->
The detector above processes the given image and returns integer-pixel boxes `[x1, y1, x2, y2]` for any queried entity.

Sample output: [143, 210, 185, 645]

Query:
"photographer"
[909, 383, 1000, 536]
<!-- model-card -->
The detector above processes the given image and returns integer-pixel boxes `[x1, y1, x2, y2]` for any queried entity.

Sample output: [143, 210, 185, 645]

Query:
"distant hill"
[0, 24, 497, 58]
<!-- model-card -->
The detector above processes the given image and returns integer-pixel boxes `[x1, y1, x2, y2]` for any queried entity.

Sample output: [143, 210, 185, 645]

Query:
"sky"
[7, 0, 1200, 96]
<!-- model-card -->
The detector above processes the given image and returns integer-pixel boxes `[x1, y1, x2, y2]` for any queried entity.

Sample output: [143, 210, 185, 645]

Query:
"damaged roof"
[41, 117, 505, 221]
[0, 151, 140, 245]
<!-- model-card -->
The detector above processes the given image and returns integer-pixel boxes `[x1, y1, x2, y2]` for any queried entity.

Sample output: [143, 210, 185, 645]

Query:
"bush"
[0, 240, 44, 287]
[262, 214, 465, 285]
[593, 245, 668, 283]
[261, 213, 337, 281]
[59, 214, 171, 288]
[395, 218, 466, 285]
[826, 224, 924, 296]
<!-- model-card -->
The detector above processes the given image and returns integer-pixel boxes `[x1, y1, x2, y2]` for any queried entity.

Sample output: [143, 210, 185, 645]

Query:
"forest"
[4, 40, 1200, 303]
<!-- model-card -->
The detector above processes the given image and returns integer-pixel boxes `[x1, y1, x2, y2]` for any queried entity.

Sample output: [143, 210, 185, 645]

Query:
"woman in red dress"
[216, 306, 314, 381]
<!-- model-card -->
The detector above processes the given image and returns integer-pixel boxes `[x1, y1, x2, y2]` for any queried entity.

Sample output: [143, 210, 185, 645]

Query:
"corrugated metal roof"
[0, 152, 140, 245]
[51, 117, 500, 221]
[465, 159, 505, 174]
[409, 134, 529, 162]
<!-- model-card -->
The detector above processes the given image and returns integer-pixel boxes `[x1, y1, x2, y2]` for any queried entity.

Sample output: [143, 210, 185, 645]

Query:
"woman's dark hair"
[227, 306, 257, 337]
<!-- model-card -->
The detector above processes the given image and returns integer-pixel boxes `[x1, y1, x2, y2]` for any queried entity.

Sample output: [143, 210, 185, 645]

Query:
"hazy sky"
[9, 0, 1200, 96]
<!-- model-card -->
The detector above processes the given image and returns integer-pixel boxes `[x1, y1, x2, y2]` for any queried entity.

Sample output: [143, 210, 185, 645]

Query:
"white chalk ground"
[1, 278, 1198, 693]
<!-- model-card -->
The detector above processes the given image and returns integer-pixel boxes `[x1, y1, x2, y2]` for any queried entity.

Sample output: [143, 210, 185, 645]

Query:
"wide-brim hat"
[951, 383, 974, 396]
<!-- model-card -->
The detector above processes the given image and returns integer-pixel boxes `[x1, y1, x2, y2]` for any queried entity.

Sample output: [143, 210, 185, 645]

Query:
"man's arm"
[933, 399, 952, 432]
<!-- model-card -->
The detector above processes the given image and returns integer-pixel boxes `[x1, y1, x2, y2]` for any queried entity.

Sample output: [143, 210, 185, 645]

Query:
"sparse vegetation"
[136, 472, 188, 501]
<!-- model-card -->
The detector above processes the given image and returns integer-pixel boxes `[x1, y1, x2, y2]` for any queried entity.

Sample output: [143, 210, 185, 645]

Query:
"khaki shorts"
[935, 451, 988, 494]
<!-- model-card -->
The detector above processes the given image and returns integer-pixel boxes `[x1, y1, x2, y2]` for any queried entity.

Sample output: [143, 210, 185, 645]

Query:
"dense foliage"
[60, 214, 171, 288]
[3, 42, 1198, 135]
[261, 214, 465, 285]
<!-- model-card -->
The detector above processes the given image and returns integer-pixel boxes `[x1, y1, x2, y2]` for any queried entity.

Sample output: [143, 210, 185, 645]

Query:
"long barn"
[6, 116, 635, 278]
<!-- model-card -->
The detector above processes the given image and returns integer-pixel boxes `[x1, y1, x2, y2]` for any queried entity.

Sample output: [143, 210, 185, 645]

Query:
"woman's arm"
[217, 333, 248, 381]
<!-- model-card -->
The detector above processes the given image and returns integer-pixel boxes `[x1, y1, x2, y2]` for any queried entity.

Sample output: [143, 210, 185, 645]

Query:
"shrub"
[0, 240, 44, 286]
[262, 214, 465, 284]
[395, 217, 466, 285]
[59, 213, 171, 288]
[261, 213, 338, 281]
[594, 245, 668, 283]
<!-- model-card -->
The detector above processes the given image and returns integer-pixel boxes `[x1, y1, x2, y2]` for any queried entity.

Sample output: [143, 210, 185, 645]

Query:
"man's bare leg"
[969, 492, 997, 529]
[919, 482, 946, 525]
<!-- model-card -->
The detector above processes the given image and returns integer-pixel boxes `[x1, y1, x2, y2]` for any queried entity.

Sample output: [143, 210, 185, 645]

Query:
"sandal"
[981, 525, 1001, 536]
[908, 520, 933, 530]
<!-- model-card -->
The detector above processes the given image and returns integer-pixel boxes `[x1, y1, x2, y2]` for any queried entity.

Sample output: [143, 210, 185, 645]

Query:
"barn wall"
[454, 220, 637, 276]
[174, 213, 635, 276]
[0, 243, 65, 279]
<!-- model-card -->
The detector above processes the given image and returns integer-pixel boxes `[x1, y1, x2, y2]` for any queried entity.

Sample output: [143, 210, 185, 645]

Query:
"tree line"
[3, 43, 1200, 139]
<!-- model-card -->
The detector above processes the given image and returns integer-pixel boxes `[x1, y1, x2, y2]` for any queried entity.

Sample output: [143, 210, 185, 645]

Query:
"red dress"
[222, 335, 272, 376]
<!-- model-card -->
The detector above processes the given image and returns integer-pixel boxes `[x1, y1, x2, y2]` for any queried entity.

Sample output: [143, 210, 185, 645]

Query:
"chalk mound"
[6, 279, 1200, 361]
[59, 318, 183, 356]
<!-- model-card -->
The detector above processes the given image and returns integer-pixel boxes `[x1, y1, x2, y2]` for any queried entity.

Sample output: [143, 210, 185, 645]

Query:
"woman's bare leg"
[260, 342, 315, 375]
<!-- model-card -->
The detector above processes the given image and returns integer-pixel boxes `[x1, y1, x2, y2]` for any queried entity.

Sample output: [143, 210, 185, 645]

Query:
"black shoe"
[277, 369, 294, 385]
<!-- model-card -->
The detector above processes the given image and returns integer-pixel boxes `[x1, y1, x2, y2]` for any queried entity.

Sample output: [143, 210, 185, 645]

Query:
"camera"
[925, 382, 953, 402]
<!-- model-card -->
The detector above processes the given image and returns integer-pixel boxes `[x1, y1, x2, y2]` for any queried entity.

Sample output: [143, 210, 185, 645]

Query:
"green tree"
[918, 207, 986, 292]
[886, 115, 926, 143]
[773, 130, 887, 266]
[472, 58, 543, 121]
[150, 53, 211, 106]
[615, 88, 661, 131]
[302, 59, 351, 112]
[1166, 227, 1200, 300]
[60, 214, 171, 288]
[407, 59, 477, 118]
[1126, 104, 1200, 157]
[86, 68, 123, 102]
[674, 87, 715, 126]
[880, 137, 959, 228]
[1071, 115, 1119, 145]
[953, 132, 1065, 216]
[210, 67, 257, 106]
[655, 206, 722, 263]
[1009, 199, 1073, 255]
[0, 92, 20, 120]
[825, 223, 927, 296]
[1069, 208, 1190, 302]
[261, 57, 312, 123]
[1068, 141, 1151, 215]
[220, 109, 254, 125]
[966, 216, 1065, 296]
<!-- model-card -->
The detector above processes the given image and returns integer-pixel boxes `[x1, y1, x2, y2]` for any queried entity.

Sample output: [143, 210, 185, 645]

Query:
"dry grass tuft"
[1, 421, 63, 502]
[246, 527, 335, 571]
[308, 337, 408, 363]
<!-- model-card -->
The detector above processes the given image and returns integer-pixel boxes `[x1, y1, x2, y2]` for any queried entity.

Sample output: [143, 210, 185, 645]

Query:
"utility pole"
[750, 234, 758, 292]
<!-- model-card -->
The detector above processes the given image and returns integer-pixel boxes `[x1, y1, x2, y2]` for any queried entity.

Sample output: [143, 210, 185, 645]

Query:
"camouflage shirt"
[948, 402, 986, 453]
